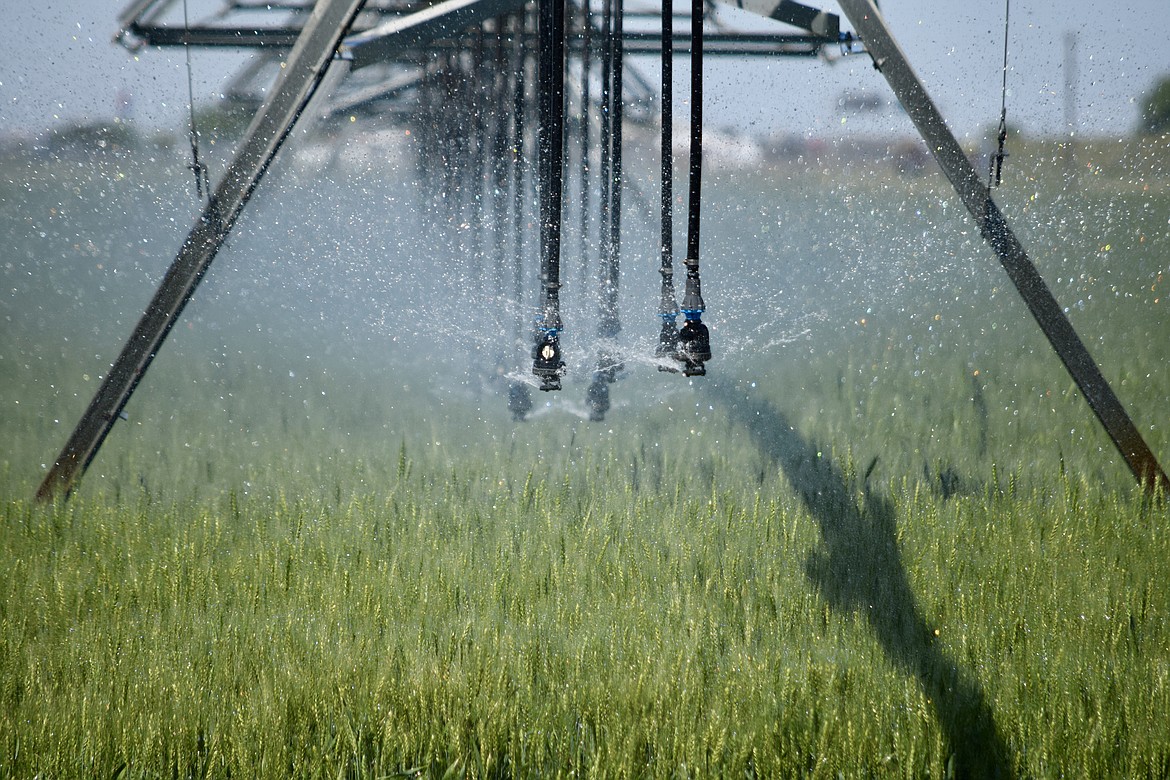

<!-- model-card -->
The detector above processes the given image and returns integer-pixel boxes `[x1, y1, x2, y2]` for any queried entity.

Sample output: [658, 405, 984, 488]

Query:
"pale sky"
[1, 0, 1167, 141]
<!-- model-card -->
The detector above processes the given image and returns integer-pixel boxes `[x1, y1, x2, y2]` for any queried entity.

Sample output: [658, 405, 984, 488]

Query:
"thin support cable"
[989, 0, 1010, 187]
[442, 54, 460, 231]
[491, 21, 510, 303]
[471, 28, 488, 299]
[183, 0, 210, 202]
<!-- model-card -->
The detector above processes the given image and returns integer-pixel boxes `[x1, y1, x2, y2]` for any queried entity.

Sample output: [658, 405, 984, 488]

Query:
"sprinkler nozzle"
[585, 373, 610, 421]
[677, 314, 710, 377]
[532, 329, 566, 392]
[508, 380, 533, 422]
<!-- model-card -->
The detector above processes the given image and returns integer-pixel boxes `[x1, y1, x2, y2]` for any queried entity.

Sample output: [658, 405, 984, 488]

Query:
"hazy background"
[2, 0, 1168, 142]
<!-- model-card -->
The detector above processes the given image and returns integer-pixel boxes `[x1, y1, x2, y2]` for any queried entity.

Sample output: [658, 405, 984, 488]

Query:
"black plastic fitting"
[532, 329, 566, 391]
[677, 317, 711, 377]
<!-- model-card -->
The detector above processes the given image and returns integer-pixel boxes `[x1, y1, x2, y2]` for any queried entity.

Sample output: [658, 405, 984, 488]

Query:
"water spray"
[38, 0, 1168, 500]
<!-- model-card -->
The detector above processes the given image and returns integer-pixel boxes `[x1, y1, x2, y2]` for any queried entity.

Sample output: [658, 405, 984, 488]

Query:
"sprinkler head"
[585, 373, 610, 421]
[677, 316, 711, 377]
[532, 330, 566, 392]
[508, 380, 533, 422]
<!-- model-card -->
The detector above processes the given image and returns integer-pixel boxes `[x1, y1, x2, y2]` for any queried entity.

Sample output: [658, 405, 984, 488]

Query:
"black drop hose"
[656, 0, 679, 363]
[677, 0, 710, 376]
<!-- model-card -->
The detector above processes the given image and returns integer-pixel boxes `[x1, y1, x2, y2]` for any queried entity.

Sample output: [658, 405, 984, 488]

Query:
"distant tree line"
[35, 100, 256, 157]
[1142, 75, 1170, 135]
[19, 78, 1170, 161]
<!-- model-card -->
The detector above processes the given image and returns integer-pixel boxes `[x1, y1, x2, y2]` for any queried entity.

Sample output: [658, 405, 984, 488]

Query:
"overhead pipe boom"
[342, 0, 527, 68]
[829, 0, 1167, 492]
[727, 0, 839, 39]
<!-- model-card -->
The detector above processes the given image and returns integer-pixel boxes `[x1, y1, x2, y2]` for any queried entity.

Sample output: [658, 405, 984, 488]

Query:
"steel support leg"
[35, 0, 368, 502]
[835, 0, 1167, 491]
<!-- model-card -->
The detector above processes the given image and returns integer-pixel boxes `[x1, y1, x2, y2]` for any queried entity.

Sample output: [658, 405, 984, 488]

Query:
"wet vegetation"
[2, 134, 1168, 777]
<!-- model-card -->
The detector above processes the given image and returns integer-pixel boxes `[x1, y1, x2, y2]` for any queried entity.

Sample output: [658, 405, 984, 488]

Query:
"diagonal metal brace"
[36, 0, 369, 502]
[342, 0, 529, 69]
[40, 0, 550, 501]
[833, 0, 1167, 492]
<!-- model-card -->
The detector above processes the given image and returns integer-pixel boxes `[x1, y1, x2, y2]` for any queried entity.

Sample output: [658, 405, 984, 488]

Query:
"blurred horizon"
[2, 0, 1168, 144]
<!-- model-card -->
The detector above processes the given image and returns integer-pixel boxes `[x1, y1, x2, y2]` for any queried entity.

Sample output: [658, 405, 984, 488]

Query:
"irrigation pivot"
[34, 0, 1167, 500]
